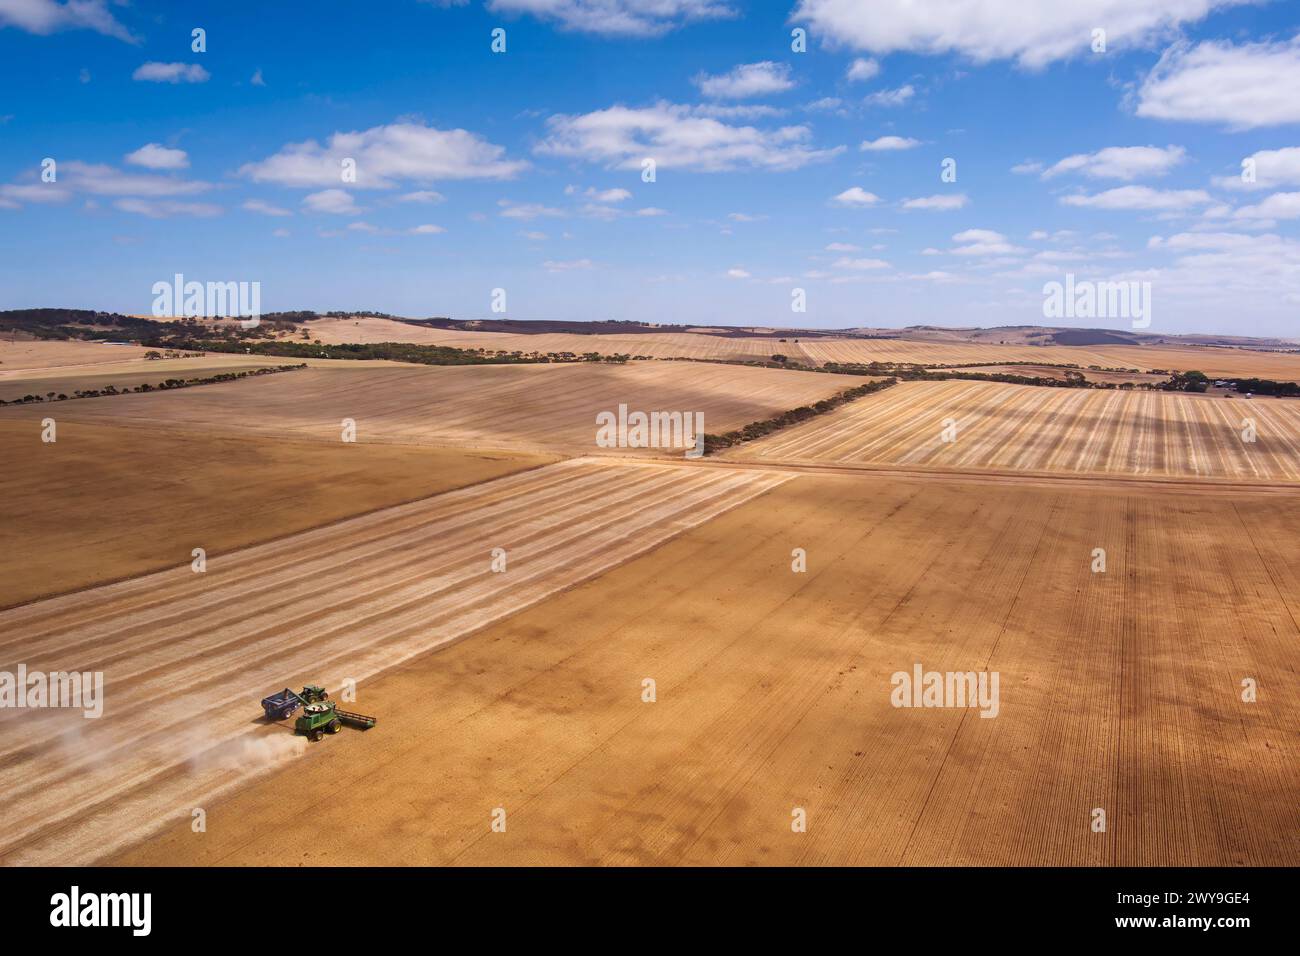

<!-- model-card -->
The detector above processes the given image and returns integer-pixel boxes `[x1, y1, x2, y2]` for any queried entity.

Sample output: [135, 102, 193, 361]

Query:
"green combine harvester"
[294, 700, 377, 742]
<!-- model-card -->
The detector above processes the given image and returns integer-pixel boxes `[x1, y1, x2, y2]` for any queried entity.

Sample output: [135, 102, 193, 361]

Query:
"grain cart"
[260, 684, 329, 721]
[294, 700, 377, 742]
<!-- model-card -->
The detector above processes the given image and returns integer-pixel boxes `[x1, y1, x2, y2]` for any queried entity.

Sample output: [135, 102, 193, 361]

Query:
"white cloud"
[132, 62, 210, 84]
[302, 189, 362, 215]
[544, 258, 594, 271]
[727, 212, 766, 222]
[251, 68, 265, 87]
[124, 143, 189, 170]
[498, 199, 565, 220]
[519, 230, 548, 240]
[114, 198, 221, 218]
[635, 206, 667, 216]
[805, 96, 843, 112]
[1042, 145, 1185, 181]
[725, 267, 750, 278]
[902, 193, 968, 211]
[1215, 147, 1300, 191]
[0, 0, 135, 42]
[691, 103, 788, 120]
[846, 57, 880, 82]
[1233, 192, 1300, 221]
[396, 190, 443, 205]
[1011, 160, 1043, 175]
[1060, 185, 1212, 210]
[0, 182, 71, 204]
[537, 102, 844, 172]
[833, 256, 890, 270]
[348, 221, 379, 233]
[831, 186, 881, 207]
[693, 61, 794, 99]
[825, 242, 860, 251]
[242, 199, 292, 217]
[484, 0, 734, 37]
[61, 161, 210, 196]
[586, 187, 632, 202]
[1136, 37, 1300, 129]
[792, 0, 1251, 68]
[950, 228, 1023, 256]
[410, 223, 445, 234]
[860, 135, 920, 151]
[240, 121, 527, 188]
[865, 84, 914, 107]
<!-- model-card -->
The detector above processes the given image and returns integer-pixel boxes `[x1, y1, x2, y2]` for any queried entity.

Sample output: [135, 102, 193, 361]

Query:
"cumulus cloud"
[902, 193, 968, 211]
[537, 102, 844, 172]
[693, 61, 794, 99]
[124, 143, 189, 170]
[1060, 185, 1212, 210]
[865, 84, 914, 107]
[1232, 192, 1300, 221]
[60, 161, 210, 196]
[1136, 37, 1300, 129]
[0, 0, 135, 42]
[484, 0, 734, 37]
[114, 198, 221, 218]
[833, 256, 890, 270]
[860, 135, 920, 151]
[0, 182, 71, 204]
[1042, 145, 1185, 181]
[949, 228, 1023, 256]
[792, 0, 1251, 68]
[498, 199, 567, 220]
[846, 57, 880, 82]
[302, 189, 362, 215]
[242, 199, 292, 217]
[831, 186, 881, 207]
[545, 258, 594, 271]
[1215, 147, 1300, 191]
[133, 62, 210, 84]
[240, 121, 527, 189]
[410, 223, 446, 234]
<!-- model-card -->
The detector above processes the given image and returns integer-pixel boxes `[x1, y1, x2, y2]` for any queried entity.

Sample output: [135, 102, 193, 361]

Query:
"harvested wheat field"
[5, 361, 860, 454]
[0, 458, 789, 865]
[106, 468, 1299, 867]
[0, 419, 553, 608]
[0, 339, 156, 371]
[934, 364, 1167, 386]
[800, 337, 1300, 379]
[732, 380, 1300, 481]
[302, 316, 804, 362]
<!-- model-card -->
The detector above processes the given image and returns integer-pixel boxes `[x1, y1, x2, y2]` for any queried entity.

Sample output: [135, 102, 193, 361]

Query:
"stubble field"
[0, 458, 788, 865]
[106, 469, 1299, 866]
[2, 360, 861, 454]
[731, 380, 1300, 481]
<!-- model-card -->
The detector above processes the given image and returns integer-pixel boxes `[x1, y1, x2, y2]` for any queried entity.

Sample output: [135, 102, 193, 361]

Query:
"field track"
[0, 459, 789, 865]
[733, 380, 1300, 481]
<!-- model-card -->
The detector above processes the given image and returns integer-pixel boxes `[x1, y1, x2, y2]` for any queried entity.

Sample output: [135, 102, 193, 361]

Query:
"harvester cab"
[294, 700, 377, 742]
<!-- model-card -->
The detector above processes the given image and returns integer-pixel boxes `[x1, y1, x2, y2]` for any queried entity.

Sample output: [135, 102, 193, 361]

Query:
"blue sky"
[2, 0, 1300, 335]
